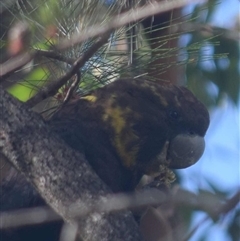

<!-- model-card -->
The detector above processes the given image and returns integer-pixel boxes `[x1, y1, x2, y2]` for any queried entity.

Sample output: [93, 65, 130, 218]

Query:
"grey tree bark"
[0, 87, 143, 241]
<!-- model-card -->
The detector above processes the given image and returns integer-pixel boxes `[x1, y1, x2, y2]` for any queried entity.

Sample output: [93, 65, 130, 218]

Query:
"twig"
[181, 189, 240, 241]
[0, 189, 166, 229]
[56, 0, 207, 51]
[35, 49, 75, 65]
[0, 206, 60, 229]
[59, 222, 78, 241]
[217, 189, 240, 215]
[179, 23, 240, 41]
[26, 33, 110, 107]
[62, 71, 81, 104]
[0, 52, 34, 81]
[2, 188, 238, 230]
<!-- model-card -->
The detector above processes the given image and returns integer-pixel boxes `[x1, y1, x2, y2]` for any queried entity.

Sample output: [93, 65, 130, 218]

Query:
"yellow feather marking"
[81, 95, 97, 102]
[102, 103, 139, 168]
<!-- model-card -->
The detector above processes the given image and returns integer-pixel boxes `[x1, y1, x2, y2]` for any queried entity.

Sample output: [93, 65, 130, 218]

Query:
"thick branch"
[0, 88, 142, 241]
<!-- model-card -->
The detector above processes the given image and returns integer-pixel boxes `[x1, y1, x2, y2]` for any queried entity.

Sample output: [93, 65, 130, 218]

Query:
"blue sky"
[178, 99, 239, 241]
[179, 1, 239, 240]
[180, 99, 239, 192]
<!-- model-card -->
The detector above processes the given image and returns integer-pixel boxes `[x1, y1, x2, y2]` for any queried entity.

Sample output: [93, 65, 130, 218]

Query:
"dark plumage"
[50, 78, 210, 192]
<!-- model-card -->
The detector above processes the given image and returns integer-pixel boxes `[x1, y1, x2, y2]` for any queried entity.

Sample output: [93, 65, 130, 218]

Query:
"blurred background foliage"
[0, 0, 239, 106]
[0, 0, 239, 241]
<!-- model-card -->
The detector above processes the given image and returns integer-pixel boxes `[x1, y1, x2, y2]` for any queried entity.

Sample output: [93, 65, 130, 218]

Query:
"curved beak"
[168, 134, 205, 169]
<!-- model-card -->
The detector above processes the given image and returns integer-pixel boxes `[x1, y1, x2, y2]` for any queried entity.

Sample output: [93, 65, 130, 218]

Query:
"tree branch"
[35, 49, 75, 65]
[26, 33, 110, 108]
[0, 87, 142, 241]
[0, 52, 34, 80]
[56, 0, 207, 51]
